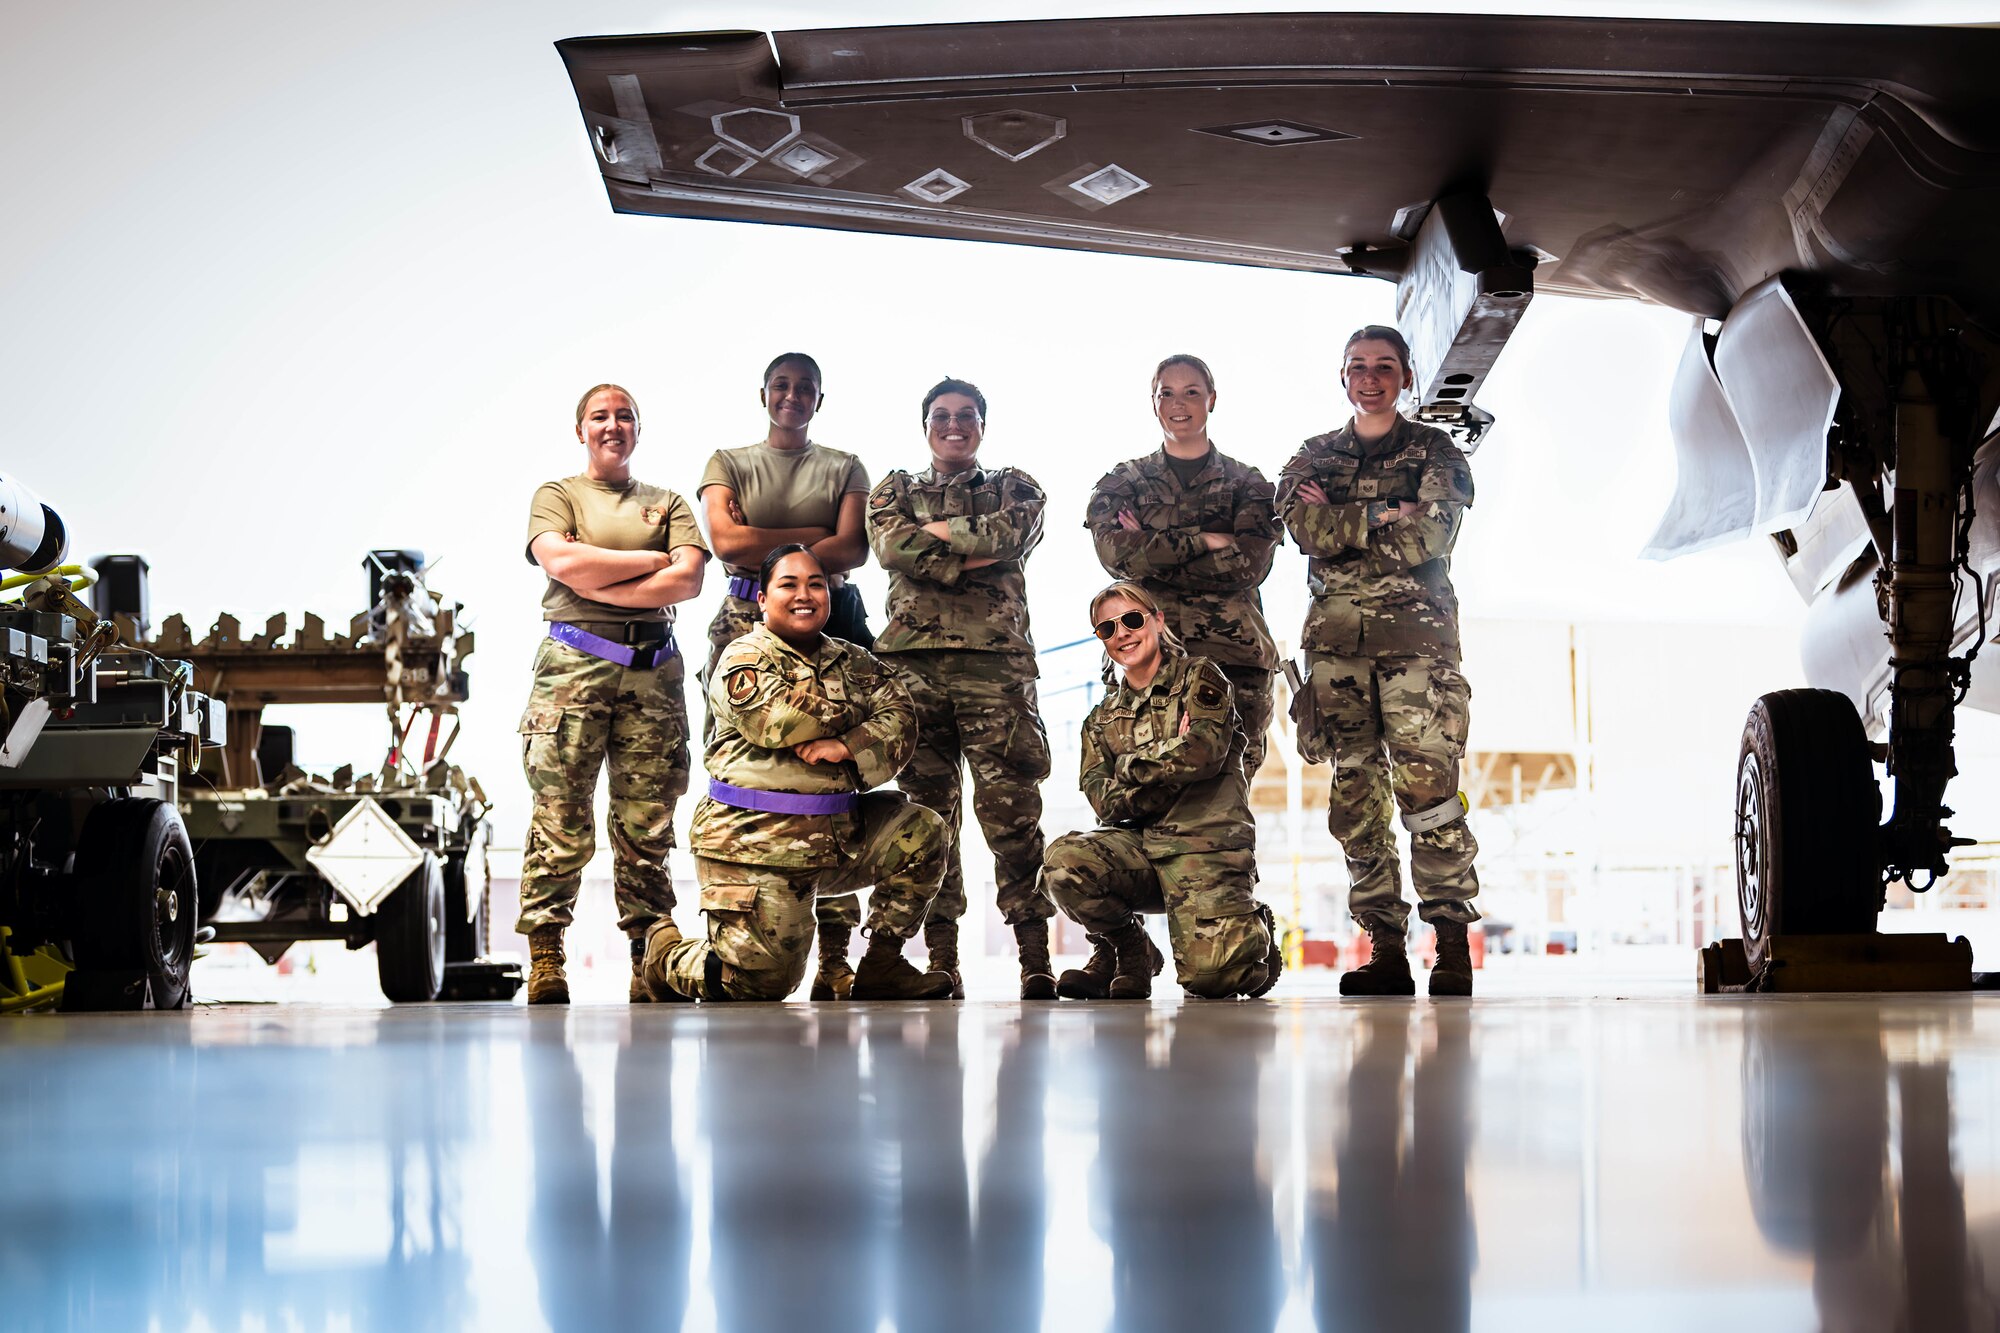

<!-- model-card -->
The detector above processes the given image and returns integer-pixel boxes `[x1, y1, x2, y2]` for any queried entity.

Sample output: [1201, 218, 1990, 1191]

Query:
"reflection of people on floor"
[1092, 1012, 1283, 1332]
[1309, 1007, 1477, 1333]
[705, 1009, 879, 1332]
[971, 1010, 1052, 1333]
[523, 1022, 690, 1331]
[873, 1007, 974, 1333]
[1739, 1009, 1998, 1332]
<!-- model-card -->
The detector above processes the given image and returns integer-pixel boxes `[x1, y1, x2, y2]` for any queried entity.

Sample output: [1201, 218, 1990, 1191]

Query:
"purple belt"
[726, 575, 759, 601]
[707, 779, 857, 815]
[548, 621, 679, 669]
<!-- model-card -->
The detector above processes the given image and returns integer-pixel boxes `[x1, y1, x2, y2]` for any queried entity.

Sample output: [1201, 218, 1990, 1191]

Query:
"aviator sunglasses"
[1093, 610, 1149, 641]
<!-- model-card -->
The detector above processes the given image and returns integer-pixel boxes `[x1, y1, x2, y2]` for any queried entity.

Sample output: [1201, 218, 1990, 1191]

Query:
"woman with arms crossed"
[697, 352, 874, 998]
[1275, 325, 1480, 998]
[519, 383, 709, 1004]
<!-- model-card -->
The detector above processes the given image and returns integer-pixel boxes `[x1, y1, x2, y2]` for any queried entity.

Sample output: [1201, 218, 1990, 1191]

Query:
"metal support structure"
[1882, 365, 1964, 884]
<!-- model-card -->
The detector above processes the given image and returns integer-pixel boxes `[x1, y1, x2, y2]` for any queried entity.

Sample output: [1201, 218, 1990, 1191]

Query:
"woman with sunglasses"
[1041, 581, 1281, 1000]
[1275, 325, 1480, 998]
[697, 352, 874, 997]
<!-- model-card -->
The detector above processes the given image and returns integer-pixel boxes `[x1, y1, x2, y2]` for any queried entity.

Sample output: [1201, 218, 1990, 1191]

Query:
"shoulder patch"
[725, 665, 759, 707]
[869, 488, 896, 509]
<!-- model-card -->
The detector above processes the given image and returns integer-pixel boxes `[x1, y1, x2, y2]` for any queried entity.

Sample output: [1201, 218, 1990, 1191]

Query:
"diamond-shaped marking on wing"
[773, 140, 839, 177]
[903, 168, 971, 203]
[1192, 119, 1358, 147]
[1070, 164, 1150, 206]
[696, 143, 756, 178]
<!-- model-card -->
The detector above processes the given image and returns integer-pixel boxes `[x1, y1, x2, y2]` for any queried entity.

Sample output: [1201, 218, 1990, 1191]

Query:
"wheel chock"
[438, 958, 524, 1002]
[1700, 933, 1973, 994]
[59, 969, 158, 1012]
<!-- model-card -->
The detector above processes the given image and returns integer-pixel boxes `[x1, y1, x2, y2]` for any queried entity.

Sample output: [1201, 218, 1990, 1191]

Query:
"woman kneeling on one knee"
[640, 544, 957, 1002]
[1044, 581, 1283, 1001]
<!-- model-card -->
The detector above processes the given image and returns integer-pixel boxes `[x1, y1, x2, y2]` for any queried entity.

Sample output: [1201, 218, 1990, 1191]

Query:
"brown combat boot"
[1015, 920, 1057, 1000]
[1107, 922, 1159, 1000]
[1429, 919, 1474, 998]
[526, 927, 569, 1006]
[638, 920, 695, 1002]
[851, 933, 955, 1000]
[1340, 924, 1415, 997]
[1247, 904, 1284, 998]
[810, 919, 855, 1000]
[924, 919, 965, 999]
[1058, 924, 1164, 999]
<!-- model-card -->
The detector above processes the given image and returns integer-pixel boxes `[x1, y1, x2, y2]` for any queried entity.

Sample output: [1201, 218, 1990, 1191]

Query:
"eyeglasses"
[1093, 610, 1149, 640]
[928, 410, 982, 429]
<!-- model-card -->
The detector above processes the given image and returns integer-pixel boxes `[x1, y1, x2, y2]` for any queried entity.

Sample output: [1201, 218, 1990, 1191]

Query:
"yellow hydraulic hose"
[0, 564, 95, 595]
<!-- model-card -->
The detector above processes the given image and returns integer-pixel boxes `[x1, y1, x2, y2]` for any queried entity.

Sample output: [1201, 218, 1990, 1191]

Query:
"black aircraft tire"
[377, 853, 446, 1003]
[71, 798, 198, 1011]
[1735, 689, 1881, 969]
[443, 852, 490, 963]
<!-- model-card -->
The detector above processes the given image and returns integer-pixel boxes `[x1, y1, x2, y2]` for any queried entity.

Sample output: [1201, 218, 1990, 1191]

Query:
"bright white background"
[6, 0, 1995, 863]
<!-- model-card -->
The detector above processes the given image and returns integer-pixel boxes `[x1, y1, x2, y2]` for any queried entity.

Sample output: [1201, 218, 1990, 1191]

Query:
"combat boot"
[851, 933, 955, 1000]
[1058, 925, 1163, 999]
[810, 919, 855, 1000]
[638, 920, 695, 1002]
[1107, 922, 1159, 1000]
[1340, 924, 1415, 997]
[924, 919, 965, 999]
[526, 927, 569, 1006]
[1247, 904, 1285, 998]
[1015, 920, 1058, 1000]
[1429, 919, 1474, 998]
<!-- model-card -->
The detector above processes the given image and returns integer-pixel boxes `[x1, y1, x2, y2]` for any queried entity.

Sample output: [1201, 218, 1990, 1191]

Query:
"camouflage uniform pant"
[1042, 829, 1270, 998]
[1220, 663, 1276, 782]
[517, 634, 690, 935]
[887, 651, 1053, 927]
[653, 793, 947, 1000]
[705, 593, 868, 934]
[1303, 652, 1479, 934]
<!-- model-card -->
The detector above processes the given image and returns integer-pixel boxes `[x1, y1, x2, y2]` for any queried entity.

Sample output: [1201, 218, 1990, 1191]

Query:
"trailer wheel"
[72, 798, 198, 1010]
[443, 849, 489, 963]
[1735, 689, 1882, 969]
[377, 853, 445, 1002]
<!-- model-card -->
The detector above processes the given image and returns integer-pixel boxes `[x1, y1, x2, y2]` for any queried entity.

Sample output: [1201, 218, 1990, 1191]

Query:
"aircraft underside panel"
[1643, 326, 1761, 559]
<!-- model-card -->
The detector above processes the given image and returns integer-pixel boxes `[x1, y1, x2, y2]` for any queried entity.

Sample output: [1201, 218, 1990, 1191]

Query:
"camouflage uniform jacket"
[691, 623, 919, 869]
[1084, 447, 1280, 671]
[1275, 416, 1474, 663]
[867, 465, 1044, 660]
[1080, 650, 1255, 855]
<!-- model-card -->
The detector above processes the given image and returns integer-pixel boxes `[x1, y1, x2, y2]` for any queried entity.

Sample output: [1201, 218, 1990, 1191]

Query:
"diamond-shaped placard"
[903, 168, 971, 203]
[1069, 164, 1149, 206]
[712, 107, 800, 158]
[696, 143, 756, 178]
[1193, 119, 1357, 147]
[963, 110, 1067, 163]
[305, 797, 423, 917]
[773, 140, 839, 177]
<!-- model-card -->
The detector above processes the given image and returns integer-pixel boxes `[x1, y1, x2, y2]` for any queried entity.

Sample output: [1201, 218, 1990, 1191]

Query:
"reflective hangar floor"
[4, 969, 1999, 1332]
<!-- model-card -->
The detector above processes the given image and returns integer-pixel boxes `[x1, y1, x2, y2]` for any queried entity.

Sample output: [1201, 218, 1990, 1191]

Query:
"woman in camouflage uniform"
[697, 353, 874, 998]
[519, 383, 710, 1004]
[640, 545, 954, 1002]
[867, 377, 1056, 999]
[1042, 581, 1281, 1001]
[1275, 325, 1479, 998]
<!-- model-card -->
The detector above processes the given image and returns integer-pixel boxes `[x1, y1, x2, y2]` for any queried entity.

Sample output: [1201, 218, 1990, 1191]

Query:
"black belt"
[561, 620, 672, 646]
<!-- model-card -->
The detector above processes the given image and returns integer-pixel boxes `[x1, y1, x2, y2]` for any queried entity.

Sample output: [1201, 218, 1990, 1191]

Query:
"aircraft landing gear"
[1733, 689, 1881, 968]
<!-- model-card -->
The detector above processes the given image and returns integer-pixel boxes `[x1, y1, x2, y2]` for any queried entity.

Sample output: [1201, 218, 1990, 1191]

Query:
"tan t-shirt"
[525, 475, 708, 624]
[697, 442, 870, 577]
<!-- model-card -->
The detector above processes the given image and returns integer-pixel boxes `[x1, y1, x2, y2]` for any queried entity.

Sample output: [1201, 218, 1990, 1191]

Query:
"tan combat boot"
[1340, 924, 1415, 997]
[1015, 920, 1057, 1000]
[1107, 921, 1159, 1000]
[1248, 904, 1284, 998]
[1429, 919, 1474, 998]
[851, 933, 956, 1000]
[924, 919, 965, 999]
[526, 927, 569, 1006]
[810, 919, 855, 1000]
[636, 920, 695, 1002]
[1057, 924, 1163, 999]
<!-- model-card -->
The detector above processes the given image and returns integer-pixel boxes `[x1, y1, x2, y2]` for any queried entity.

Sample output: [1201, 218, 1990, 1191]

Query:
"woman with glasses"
[1041, 581, 1281, 1001]
[518, 383, 710, 1004]
[696, 352, 874, 997]
[866, 377, 1054, 998]
[1275, 324, 1480, 998]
